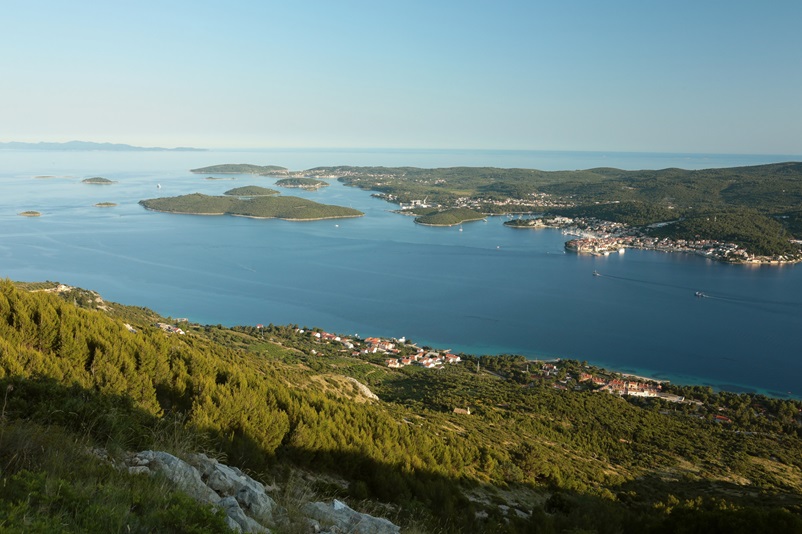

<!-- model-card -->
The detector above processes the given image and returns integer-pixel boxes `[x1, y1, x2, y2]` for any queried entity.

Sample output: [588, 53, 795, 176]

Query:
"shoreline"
[414, 217, 486, 227]
[572, 359, 798, 399]
[379, 336, 798, 400]
[568, 242, 802, 266]
[141, 206, 363, 221]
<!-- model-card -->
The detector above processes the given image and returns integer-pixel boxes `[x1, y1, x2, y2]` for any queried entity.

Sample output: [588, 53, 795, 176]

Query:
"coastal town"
[515, 215, 801, 264]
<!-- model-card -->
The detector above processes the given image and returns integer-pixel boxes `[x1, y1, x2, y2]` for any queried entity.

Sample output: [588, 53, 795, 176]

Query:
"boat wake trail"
[594, 272, 696, 293]
[594, 272, 801, 310]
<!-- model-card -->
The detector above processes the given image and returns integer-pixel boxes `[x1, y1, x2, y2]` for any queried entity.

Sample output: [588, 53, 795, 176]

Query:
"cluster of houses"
[565, 235, 745, 260]
[305, 329, 462, 370]
[452, 192, 572, 211]
[385, 351, 461, 369]
[578, 372, 685, 403]
[564, 233, 798, 264]
[306, 331, 412, 355]
[308, 330, 357, 350]
[155, 322, 185, 335]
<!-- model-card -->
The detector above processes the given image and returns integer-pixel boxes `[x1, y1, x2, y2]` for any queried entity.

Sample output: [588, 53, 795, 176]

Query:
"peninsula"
[300, 162, 802, 264]
[139, 192, 363, 220]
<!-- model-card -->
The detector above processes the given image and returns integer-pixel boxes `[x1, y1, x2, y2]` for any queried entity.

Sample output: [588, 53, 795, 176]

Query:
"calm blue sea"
[1, 148, 801, 398]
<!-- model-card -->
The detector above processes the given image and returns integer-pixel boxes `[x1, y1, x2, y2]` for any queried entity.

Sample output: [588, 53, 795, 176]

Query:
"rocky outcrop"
[345, 377, 380, 401]
[125, 451, 401, 534]
[125, 451, 280, 533]
[188, 453, 285, 528]
[126, 451, 219, 503]
[302, 499, 401, 534]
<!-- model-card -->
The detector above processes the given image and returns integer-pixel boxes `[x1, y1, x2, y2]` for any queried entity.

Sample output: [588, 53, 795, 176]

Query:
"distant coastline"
[0, 140, 205, 152]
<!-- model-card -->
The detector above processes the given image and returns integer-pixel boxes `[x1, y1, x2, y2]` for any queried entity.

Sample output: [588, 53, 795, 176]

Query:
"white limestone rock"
[302, 499, 400, 534]
[127, 450, 219, 504]
[188, 453, 286, 527]
[218, 496, 269, 534]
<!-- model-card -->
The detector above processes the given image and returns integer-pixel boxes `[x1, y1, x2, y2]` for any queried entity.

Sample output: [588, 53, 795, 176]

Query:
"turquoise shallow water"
[1, 148, 801, 397]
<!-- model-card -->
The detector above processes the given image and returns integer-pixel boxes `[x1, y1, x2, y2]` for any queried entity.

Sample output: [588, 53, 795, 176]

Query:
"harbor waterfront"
[1, 148, 801, 398]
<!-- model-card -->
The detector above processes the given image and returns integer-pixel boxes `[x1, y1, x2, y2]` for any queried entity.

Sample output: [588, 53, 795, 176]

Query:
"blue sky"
[2, 1, 801, 153]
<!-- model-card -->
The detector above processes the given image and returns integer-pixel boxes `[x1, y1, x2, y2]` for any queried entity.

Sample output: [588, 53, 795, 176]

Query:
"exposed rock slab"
[302, 499, 400, 534]
[126, 450, 284, 533]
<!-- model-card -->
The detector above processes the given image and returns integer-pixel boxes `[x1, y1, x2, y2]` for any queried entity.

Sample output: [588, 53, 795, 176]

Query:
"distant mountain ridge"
[0, 140, 205, 152]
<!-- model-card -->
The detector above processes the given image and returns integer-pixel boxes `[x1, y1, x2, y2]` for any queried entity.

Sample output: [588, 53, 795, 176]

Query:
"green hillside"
[1, 280, 801, 532]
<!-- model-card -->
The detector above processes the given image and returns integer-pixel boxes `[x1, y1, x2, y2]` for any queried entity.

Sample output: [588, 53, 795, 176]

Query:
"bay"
[1, 148, 801, 398]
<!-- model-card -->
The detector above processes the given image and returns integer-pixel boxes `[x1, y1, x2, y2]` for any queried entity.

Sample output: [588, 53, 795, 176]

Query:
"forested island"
[190, 163, 288, 175]
[2, 279, 801, 532]
[139, 192, 363, 220]
[275, 177, 329, 190]
[413, 207, 485, 226]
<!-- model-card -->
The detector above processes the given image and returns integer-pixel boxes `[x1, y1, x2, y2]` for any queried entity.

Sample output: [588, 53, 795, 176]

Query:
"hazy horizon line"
[2, 139, 800, 158]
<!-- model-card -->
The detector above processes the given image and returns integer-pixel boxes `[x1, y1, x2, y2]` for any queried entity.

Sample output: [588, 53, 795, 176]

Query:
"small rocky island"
[82, 177, 115, 184]
[139, 192, 363, 221]
[94, 202, 118, 207]
[18, 210, 42, 217]
[275, 177, 328, 190]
